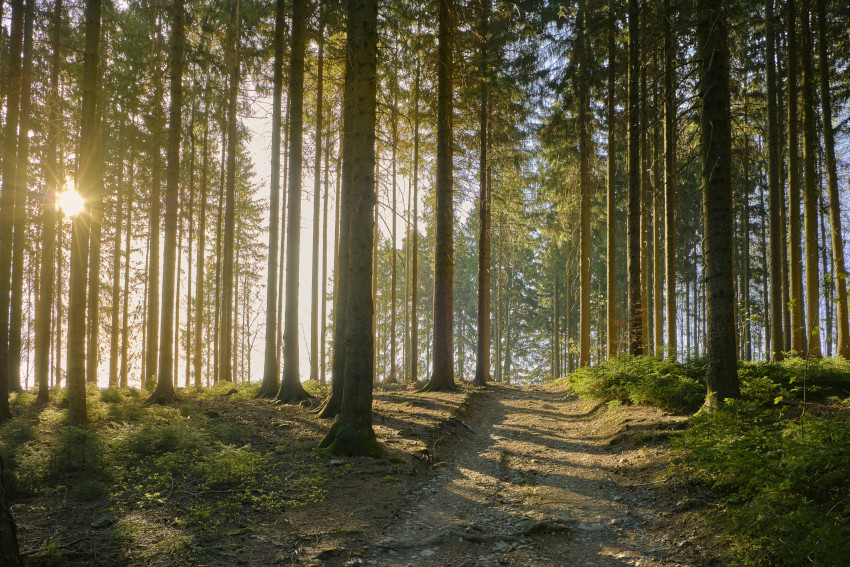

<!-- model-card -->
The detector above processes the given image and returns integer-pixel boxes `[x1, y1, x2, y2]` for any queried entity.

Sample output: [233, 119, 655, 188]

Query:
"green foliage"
[563, 355, 705, 412]
[674, 401, 850, 566]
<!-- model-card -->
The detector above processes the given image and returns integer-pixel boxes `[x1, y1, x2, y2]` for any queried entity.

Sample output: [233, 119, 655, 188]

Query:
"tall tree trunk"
[578, 0, 591, 368]
[8, 0, 34, 393]
[653, 78, 663, 357]
[766, 0, 784, 360]
[194, 107, 209, 388]
[640, 66, 652, 353]
[184, 104, 195, 387]
[220, 0, 241, 383]
[149, 0, 184, 402]
[320, 109, 330, 385]
[258, 0, 286, 397]
[698, 0, 739, 408]
[627, 0, 643, 356]
[817, 0, 848, 358]
[109, 129, 125, 388]
[319, 0, 382, 458]
[474, 0, 491, 386]
[277, 0, 310, 402]
[410, 41, 421, 384]
[664, 0, 677, 360]
[310, 15, 325, 384]
[606, 0, 617, 359]
[35, 0, 63, 402]
[146, 0, 164, 389]
[425, 0, 456, 391]
[277, 107, 289, 368]
[786, 0, 805, 354]
[66, 0, 102, 425]
[120, 147, 133, 388]
[742, 108, 752, 362]
[388, 83, 399, 384]
[800, 0, 820, 358]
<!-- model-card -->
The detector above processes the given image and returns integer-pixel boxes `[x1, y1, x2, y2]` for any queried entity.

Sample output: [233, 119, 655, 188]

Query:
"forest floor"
[9, 382, 721, 566]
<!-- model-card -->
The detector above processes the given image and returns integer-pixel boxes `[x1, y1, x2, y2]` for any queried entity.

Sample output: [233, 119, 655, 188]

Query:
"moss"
[318, 422, 383, 458]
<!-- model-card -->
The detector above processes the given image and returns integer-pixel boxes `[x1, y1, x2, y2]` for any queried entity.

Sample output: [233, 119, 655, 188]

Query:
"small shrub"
[195, 444, 265, 488]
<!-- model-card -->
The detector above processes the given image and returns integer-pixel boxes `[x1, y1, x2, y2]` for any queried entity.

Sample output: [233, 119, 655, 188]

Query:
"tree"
[765, 0, 783, 361]
[258, 0, 286, 398]
[474, 0, 491, 387]
[800, 0, 820, 358]
[0, 0, 24, 420]
[606, 0, 616, 359]
[310, 13, 325, 384]
[627, 0, 643, 356]
[67, 0, 103, 425]
[220, 0, 241, 384]
[319, 0, 382, 458]
[697, 0, 739, 408]
[423, 0, 456, 392]
[577, 0, 591, 368]
[817, 0, 849, 359]
[35, 0, 64, 401]
[663, 0, 677, 360]
[277, 0, 311, 403]
[149, 0, 184, 403]
[786, 0, 804, 354]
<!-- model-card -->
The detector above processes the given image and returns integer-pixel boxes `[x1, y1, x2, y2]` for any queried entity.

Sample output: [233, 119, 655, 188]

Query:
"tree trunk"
[0, 0, 24, 418]
[319, 0, 382, 458]
[258, 0, 286, 397]
[766, 0, 784, 361]
[742, 107, 752, 362]
[424, 0, 456, 391]
[627, 0, 642, 356]
[109, 129, 125, 388]
[663, 0, 677, 360]
[474, 0, 491, 386]
[35, 0, 63, 402]
[67, 0, 102, 425]
[640, 66, 652, 353]
[277, 0, 311, 402]
[320, 103, 331, 385]
[800, 0, 820, 358]
[120, 147, 133, 388]
[816, 0, 847, 358]
[148, 0, 184, 402]
[578, 0, 591, 368]
[146, 0, 164, 389]
[8, 0, 35, 393]
[220, 0, 241, 384]
[410, 41, 421, 384]
[786, 0, 805, 354]
[194, 105, 209, 388]
[606, 0, 617, 359]
[310, 15, 325, 384]
[698, 0, 739, 408]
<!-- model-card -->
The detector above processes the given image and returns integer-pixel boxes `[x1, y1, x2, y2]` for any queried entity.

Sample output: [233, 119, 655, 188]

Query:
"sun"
[57, 186, 85, 217]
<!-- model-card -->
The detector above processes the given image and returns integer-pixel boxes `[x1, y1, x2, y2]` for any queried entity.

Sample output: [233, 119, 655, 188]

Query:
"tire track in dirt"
[363, 384, 709, 567]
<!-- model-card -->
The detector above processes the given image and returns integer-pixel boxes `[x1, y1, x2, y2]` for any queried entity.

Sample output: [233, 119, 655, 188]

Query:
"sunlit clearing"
[57, 187, 85, 217]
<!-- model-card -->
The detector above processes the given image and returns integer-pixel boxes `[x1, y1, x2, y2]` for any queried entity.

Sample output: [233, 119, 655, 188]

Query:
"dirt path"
[354, 384, 710, 567]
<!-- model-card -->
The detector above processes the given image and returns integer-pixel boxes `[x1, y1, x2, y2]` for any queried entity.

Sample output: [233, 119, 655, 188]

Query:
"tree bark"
[627, 0, 643, 356]
[277, 0, 311, 402]
[148, 0, 184, 403]
[817, 0, 848, 358]
[424, 0, 456, 391]
[194, 105, 209, 388]
[35, 0, 63, 402]
[109, 127, 125, 388]
[310, 15, 325, 384]
[120, 147, 134, 388]
[67, 0, 102, 425]
[766, 0, 784, 361]
[318, 0, 382, 458]
[664, 0, 677, 360]
[410, 37, 421, 384]
[698, 0, 739, 408]
[786, 0, 805, 354]
[606, 0, 617, 359]
[258, 0, 286, 398]
[800, 0, 821, 358]
[474, 0, 491, 387]
[578, 0, 591, 368]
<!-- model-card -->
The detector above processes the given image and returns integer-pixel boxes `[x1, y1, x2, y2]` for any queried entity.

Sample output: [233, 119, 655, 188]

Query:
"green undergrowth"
[1, 382, 328, 546]
[558, 354, 850, 565]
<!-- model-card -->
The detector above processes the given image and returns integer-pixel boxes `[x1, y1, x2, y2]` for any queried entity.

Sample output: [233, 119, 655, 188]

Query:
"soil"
[11, 383, 721, 566]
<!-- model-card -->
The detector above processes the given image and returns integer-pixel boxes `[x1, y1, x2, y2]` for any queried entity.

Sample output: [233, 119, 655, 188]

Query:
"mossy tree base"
[274, 381, 312, 404]
[316, 393, 341, 419]
[319, 421, 383, 457]
[255, 380, 279, 399]
[146, 385, 176, 405]
[418, 378, 459, 393]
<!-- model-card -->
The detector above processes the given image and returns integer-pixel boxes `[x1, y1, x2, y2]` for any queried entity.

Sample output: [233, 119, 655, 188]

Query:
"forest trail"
[351, 384, 709, 567]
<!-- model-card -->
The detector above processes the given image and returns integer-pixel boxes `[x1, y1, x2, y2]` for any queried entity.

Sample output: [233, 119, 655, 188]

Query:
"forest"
[1, 0, 849, 564]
